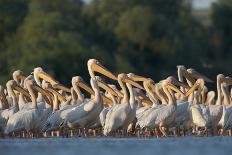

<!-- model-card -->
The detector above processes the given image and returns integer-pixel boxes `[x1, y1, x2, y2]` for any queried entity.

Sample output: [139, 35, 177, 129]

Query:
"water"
[0, 137, 231, 155]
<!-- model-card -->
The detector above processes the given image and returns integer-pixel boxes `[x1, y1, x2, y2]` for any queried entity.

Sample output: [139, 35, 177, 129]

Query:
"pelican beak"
[165, 84, 185, 97]
[91, 63, 117, 80]
[36, 71, 58, 86]
[150, 83, 156, 92]
[187, 69, 213, 83]
[77, 81, 94, 95]
[13, 85, 31, 98]
[102, 96, 113, 106]
[32, 84, 49, 97]
[223, 77, 232, 85]
[130, 74, 148, 82]
[97, 80, 118, 96]
[18, 74, 26, 81]
[141, 98, 153, 106]
[185, 81, 204, 97]
[175, 81, 190, 89]
[32, 84, 52, 104]
[123, 78, 144, 90]
[53, 84, 71, 93]
[137, 92, 153, 105]
[114, 89, 124, 98]
[181, 69, 195, 83]
[46, 87, 66, 102]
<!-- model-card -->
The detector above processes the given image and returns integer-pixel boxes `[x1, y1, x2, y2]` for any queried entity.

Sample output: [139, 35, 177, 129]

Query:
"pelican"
[61, 59, 117, 130]
[219, 76, 232, 131]
[177, 66, 220, 135]
[188, 79, 211, 132]
[12, 70, 28, 110]
[0, 80, 31, 132]
[87, 76, 119, 129]
[42, 76, 89, 132]
[103, 73, 144, 136]
[138, 80, 186, 137]
[5, 80, 51, 134]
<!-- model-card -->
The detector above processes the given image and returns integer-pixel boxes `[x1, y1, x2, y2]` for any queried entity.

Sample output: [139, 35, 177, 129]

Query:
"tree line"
[0, 0, 231, 86]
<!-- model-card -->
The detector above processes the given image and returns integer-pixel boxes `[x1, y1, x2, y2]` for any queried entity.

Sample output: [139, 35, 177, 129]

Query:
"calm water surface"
[0, 137, 231, 155]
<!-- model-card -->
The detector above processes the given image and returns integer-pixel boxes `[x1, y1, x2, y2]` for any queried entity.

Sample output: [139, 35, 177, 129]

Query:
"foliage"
[0, 0, 231, 87]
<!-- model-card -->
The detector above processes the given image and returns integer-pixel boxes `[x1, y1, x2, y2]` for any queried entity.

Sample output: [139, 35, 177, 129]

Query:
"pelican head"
[187, 68, 213, 83]
[95, 76, 118, 97]
[161, 80, 185, 97]
[34, 67, 70, 93]
[109, 84, 124, 97]
[118, 73, 144, 90]
[222, 75, 232, 86]
[166, 76, 189, 89]
[43, 82, 66, 102]
[87, 59, 117, 80]
[143, 78, 155, 89]
[13, 70, 26, 84]
[217, 74, 225, 81]
[34, 67, 58, 86]
[7, 80, 30, 98]
[177, 65, 186, 70]
[127, 73, 148, 82]
[186, 78, 205, 97]
[72, 76, 94, 95]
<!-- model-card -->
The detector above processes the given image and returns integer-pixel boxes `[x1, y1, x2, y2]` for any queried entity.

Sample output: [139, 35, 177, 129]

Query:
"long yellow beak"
[77, 81, 95, 95]
[91, 63, 117, 80]
[102, 96, 114, 106]
[46, 87, 66, 102]
[124, 78, 144, 90]
[36, 71, 59, 86]
[97, 80, 118, 96]
[137, 92, 153, 106]
[185, 83, 201, 97]
[188, 69, 213, 83]
[76, 79, 114, 105]
[32, 84, 52, 105]
[165, 84, 185, 97]
[130, 74, 148, 82]
[53, 83, 71, 93]
[114, 89, 124, 98]
[14, 85, 31, 98]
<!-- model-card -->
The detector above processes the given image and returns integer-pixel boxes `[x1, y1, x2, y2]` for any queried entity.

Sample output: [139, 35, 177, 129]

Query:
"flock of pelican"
[0, 59, 232, 138]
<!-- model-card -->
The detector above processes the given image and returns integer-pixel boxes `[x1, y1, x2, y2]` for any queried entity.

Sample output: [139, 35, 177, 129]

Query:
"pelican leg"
[70, 129, 74, 137]
[51, 131, 54, 137]
[173, 127, 179, 137]
[93, 129, 96, 137]
[159, 126, 168, 138]
[56, 130, 60, 137]
[228, 129, 232, 137]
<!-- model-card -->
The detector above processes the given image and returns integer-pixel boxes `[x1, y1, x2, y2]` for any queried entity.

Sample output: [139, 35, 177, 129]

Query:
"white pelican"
[219, 76, 232, 131]
[12, 70, 28, 110]
[139, 80, 186, 137]
[87, 76, 119, 129]
[61, 59, 117, 129]
[42, 76, 90, 132]
[5, 80, 51, 134]
[103, 73, 144, 135]
[177, 66, 219, 135]
[0, 80, 31, 131]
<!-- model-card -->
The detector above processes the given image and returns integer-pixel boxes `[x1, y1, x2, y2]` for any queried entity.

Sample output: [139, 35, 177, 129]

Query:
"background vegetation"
[0, 0, 231, 86]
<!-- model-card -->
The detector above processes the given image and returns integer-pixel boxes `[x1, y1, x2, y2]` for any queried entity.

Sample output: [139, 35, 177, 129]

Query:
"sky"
[192, 0, 217, 9]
